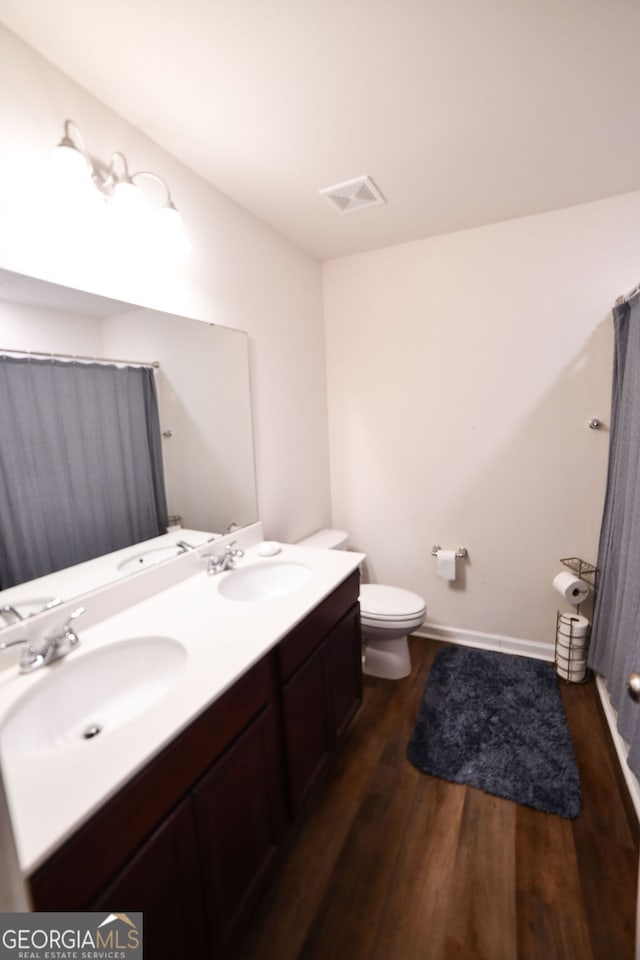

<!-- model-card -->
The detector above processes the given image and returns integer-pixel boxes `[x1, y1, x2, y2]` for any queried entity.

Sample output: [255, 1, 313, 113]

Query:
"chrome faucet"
[176, 540, 195, 553]
[207, 542, 245, 575]
[0, 604, 24, 625]
[46, 606, 85, 663]
[0, 597, 61, 625]
[0, 606, 85, 674]
[0, 636, 40, 671]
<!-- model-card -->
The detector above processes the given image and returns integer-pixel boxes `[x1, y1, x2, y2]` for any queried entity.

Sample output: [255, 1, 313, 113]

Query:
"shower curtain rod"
[615, 282, 640, 306]
[0, 347, 159, 369]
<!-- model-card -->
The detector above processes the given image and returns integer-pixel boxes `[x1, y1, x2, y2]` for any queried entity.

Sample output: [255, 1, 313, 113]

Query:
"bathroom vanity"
[0, 534, 363, 959]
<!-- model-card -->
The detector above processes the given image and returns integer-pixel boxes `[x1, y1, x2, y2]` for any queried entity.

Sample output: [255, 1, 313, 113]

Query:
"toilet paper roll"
[556, 632, 588, 652]
[553, 571, 590, 606]
[556, 651, 587, 673]
[557, 661, 587, 683]
[557, 613, 590, 637]
[436, 549, 457, 581]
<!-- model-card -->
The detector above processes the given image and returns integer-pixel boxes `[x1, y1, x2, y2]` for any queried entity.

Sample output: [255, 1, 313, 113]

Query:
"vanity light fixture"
[53, 119, 191, 255]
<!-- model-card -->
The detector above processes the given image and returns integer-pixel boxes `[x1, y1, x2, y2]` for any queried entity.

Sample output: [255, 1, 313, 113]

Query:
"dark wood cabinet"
[280, 597, 362, 815]
[193, 702, 286, 952]
[29, 571, 361, 958]
[90, 800, 207, 960]
[89, 698, 284, 959]
[282, 638, 334, 814]
[329, 602, 363, 741]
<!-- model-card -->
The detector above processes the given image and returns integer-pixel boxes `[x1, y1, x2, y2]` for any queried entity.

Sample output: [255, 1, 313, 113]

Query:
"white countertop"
[0, 539, 364, 876]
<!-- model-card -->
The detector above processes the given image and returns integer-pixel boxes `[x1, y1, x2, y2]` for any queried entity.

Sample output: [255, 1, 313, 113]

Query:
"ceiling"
[1, 0, 640, 261]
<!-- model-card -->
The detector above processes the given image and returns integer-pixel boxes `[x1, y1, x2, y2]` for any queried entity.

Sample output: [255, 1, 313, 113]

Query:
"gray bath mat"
[407, 645, 582, 818]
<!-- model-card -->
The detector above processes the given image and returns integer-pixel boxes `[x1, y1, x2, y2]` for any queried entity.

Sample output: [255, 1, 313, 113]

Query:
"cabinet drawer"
[278, 571, 359, 681]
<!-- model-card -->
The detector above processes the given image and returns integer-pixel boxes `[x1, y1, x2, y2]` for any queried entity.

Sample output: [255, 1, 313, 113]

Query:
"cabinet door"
[90, 800, 207, 960]
[193, 703, 286, 954]
[281, 638, 333, 816]
[329, 603, 363, 742]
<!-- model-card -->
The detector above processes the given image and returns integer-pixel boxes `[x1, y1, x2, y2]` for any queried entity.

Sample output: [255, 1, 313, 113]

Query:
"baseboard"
[415, 624, 555, 662]
[594, 675, 640, 830]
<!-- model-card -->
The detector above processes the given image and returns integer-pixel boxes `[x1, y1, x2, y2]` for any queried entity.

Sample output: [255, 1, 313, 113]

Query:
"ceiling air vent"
[319, 175, 386, 215]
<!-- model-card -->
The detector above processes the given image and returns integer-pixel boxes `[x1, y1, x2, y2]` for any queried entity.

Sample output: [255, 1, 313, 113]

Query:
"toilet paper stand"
[555, 556, 598, 684]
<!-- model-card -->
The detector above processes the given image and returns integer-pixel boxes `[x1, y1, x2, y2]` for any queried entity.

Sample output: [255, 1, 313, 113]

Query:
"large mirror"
[0, 268, 258, 625]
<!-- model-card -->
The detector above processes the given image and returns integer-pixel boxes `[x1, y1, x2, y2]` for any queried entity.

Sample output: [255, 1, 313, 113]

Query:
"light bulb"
[52, 142, 89, 175]
[111, 179, 145, 212]
[50, 138, 104, 225]
[51, 140, 96, 200]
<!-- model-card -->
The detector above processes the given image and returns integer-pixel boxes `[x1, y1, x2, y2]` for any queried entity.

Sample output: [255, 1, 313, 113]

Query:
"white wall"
[0, 24, 332, 544]
[0, 299, 103, 354]
[323, 191, 640, 648]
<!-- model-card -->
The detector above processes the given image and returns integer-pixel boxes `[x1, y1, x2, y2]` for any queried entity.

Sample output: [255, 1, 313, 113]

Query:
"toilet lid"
[359, 584, 426, 622]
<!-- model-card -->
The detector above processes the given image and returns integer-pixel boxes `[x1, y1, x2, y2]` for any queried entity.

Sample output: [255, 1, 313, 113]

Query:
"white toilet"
[297, 529, 426, 680]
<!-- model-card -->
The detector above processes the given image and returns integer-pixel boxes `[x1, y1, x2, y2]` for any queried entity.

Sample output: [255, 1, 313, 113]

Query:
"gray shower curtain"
[588, 292, 640, 777]
[0, 356, 168, 588]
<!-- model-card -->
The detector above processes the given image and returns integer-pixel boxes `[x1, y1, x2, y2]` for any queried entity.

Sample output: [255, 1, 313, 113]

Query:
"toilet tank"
[297, 528, 348, 550]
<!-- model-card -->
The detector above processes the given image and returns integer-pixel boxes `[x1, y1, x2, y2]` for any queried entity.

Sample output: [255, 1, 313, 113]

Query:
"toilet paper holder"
[559, 556, 597, 590]
[432, 545, 468, 559]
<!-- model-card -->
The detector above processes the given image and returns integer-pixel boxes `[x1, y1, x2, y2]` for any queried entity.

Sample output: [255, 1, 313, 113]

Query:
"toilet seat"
[359, 584, 426, 625]
[359, 583, 426, 679]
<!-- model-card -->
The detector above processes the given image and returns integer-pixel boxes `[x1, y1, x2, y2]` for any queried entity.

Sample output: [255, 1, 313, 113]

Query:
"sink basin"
[118, 545, 186, 573]
[217, 561, 313, 602]
[0, 637, 187, 754]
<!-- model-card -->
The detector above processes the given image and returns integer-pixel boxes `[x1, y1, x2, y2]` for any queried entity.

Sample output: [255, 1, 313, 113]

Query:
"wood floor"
[234, 637, 638, 960]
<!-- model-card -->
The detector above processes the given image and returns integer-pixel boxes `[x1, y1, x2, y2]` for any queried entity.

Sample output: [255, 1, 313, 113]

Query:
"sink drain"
[82, 723, 102, 740]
